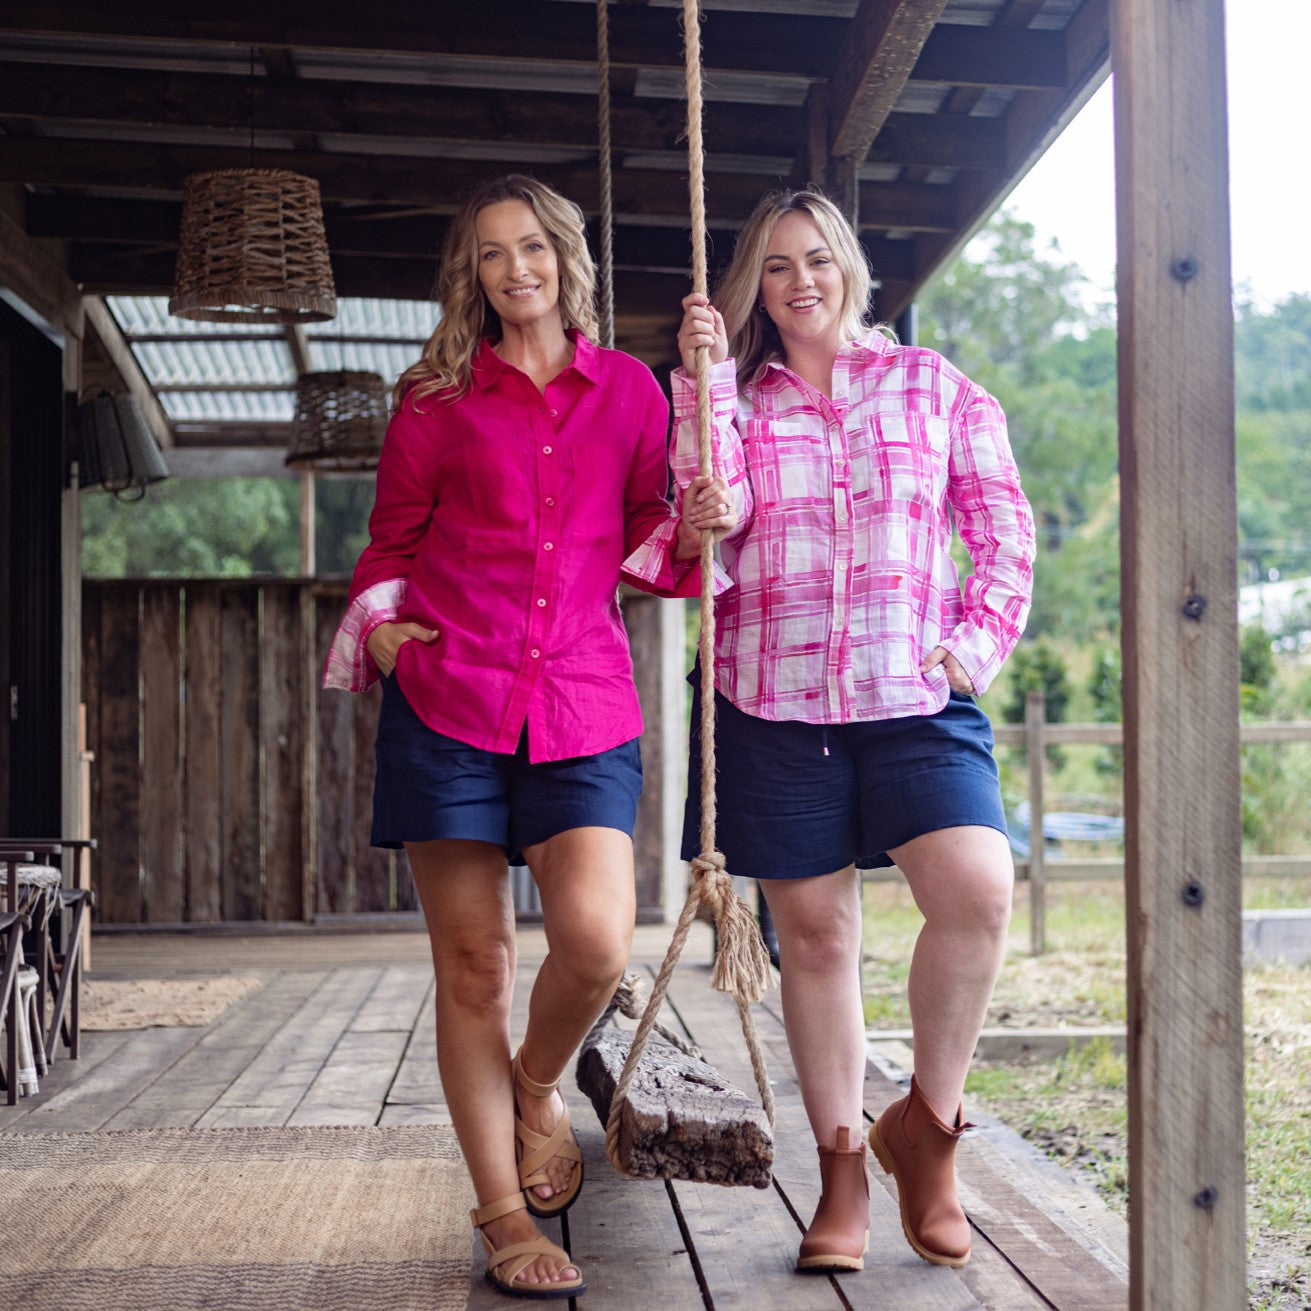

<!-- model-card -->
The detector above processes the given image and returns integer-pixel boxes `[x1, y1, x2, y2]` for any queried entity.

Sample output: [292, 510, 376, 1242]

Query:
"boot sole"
[796, 1232, 869, 1273]
[869, 1122, 970, 1269]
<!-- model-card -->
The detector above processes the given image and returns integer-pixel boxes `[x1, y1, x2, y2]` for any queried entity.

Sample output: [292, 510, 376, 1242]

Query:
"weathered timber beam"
[911, 24, 1067, 89]
[1, 136, 973, 217]
[0, 139, 798, 217]
[828, 0, 949, 161]
[0, 63, 802, 158]
[866, 111, 1006, 171]
[576, 1028, 773, 1186]
[0, 1, 841, 79]
[69, 245, 697, 314]
[0, 195, 84, 333]
[82, 295, 174, 448]
[26, 196, 751, 269]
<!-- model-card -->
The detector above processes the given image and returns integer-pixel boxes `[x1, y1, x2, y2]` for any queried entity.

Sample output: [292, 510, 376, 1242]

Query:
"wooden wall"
[82, 579, 410, 925]
[81, 578, 678, 927]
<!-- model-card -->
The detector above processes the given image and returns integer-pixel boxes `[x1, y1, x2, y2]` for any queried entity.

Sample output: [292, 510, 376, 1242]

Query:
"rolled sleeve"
[322, 578, 407, 691]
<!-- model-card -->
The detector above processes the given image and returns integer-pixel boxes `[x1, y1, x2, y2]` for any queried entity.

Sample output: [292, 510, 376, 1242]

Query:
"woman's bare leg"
[889, 825, 1014, 1121]
[405, 837, 577, 1288]
[515, 825, 636, 1202]
[759, 865, 866, 1148]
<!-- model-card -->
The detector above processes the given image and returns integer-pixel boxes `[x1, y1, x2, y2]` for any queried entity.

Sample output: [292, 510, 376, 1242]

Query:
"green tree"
[918, 210, 1121, 642]
[81, 478, 300, 577]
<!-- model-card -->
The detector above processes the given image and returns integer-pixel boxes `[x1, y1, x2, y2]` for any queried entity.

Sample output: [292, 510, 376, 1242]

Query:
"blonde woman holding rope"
[659, 188, 1035, 1273]
[325, 174, 733, 1301]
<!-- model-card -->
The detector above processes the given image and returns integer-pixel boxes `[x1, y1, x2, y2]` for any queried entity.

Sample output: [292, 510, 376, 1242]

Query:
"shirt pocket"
[744, 416, 829, 511]
[862, 412, 951, 509]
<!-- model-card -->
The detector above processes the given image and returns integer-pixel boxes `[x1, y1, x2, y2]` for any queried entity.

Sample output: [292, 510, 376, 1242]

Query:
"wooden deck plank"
[288, 1028, 411, 1126]
[661, 969, 982, 1310]
[100, 972, 327, 1130]
[351, 961, 432, 1034]
[0, 1028, 134, 1128]
[194, 966, 383, 1126]
[6, 1026, 204, 1133]
[1, 929, 1129, 1311]
[387, 987, 441, 1107]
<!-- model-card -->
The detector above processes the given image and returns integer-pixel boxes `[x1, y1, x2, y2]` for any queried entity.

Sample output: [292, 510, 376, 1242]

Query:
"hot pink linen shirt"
[322, 332, 697, 762]
[635, 333, 1035, 724]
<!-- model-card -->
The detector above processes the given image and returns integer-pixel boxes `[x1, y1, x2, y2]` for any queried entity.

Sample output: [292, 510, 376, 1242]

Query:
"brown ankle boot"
[868, 1076, 973, 1267]
[796, 1126, 871, 1272]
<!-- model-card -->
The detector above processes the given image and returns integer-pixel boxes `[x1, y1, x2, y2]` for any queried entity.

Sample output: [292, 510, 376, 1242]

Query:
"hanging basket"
[285, 370, 389, 472]
[169, 168, 337, 323]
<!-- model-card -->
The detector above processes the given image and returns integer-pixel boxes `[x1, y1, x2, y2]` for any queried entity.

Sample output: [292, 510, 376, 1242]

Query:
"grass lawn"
[861, 876, 1311, 1311]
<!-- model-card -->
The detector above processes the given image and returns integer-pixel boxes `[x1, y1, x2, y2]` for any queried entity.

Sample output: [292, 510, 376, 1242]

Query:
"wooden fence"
[82, 578, 676, 928]
[82, 585, 1311, 943]
[994, 690, 1311, 953]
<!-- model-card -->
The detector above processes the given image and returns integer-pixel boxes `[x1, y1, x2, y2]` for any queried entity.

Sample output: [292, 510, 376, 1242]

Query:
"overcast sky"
[993, 0, 1307, 311]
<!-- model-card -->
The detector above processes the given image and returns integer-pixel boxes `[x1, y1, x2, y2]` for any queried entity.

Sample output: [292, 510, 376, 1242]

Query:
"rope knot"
[690, 850, 727, 879]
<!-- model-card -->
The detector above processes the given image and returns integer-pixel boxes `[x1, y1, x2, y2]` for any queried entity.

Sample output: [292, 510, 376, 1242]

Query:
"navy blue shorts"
[372, 675, 643, 862]
[682, 680, 1007, 879]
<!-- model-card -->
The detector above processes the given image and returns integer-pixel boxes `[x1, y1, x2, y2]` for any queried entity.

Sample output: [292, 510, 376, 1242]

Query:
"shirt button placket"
[531, 407, 559, 682]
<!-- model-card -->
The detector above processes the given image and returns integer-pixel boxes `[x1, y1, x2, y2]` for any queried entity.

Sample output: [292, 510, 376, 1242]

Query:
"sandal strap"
[484, 1236, 583, 1293]
[513, 1048, 561, 1099]
[516, 1109, 583, 1185]
[470, 1192, 528, 1228]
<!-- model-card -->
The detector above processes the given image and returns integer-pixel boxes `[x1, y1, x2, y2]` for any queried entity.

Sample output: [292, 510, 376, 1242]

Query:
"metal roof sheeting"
[106, 295, 435, 427]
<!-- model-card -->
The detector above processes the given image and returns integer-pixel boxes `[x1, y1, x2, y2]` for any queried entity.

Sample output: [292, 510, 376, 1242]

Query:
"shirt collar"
[471, 328, 598, 390]
[757, 332, 891, 386]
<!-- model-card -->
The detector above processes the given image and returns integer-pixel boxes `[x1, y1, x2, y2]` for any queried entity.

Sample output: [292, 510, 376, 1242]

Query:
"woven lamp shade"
[169, 168, 337, 323]
[285, 370, 390, 471]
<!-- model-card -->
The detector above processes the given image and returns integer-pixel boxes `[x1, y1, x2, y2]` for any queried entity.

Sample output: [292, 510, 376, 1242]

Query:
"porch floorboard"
[4, 923, 1129, 1310]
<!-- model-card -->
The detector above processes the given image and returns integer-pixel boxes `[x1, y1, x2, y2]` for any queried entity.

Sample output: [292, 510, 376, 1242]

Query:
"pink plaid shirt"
[653, 334, 1035, 723]
[322, 333, 699, 762]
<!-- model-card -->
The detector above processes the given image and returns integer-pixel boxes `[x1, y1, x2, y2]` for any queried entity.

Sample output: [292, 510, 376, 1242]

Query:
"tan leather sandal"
[513, 1047, 584, 1218]
[470, 1192, 586, 1300]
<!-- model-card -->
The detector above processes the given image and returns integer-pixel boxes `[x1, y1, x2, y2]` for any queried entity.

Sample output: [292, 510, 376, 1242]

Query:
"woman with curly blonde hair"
[658, 188, 1035, 1277]
[325, 173, 733, 1300]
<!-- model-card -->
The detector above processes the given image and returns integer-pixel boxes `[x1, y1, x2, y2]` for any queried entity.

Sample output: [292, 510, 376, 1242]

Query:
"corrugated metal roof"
[106, 295, 435, 426]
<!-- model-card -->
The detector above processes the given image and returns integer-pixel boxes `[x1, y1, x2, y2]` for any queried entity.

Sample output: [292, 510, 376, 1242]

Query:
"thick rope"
[604, 0, 775, 1175]
[596, 0, 616, 350]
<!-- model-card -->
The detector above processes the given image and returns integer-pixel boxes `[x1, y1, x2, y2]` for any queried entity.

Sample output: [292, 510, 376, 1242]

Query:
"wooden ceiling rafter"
[0, 0, 1111, 382]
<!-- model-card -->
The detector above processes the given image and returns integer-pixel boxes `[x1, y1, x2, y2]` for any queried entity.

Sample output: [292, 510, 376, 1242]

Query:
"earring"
[757, 303, 766, 314]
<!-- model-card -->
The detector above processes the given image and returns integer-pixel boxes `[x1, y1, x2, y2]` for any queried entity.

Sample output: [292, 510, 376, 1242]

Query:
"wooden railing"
[987, 690, 1311, 953]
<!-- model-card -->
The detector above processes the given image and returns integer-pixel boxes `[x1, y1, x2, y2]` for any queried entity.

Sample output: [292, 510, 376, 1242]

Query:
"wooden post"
[1025, 689, 1046, 956]
[299, 470, 316, 577]
[1112, 0, 1246, 1306]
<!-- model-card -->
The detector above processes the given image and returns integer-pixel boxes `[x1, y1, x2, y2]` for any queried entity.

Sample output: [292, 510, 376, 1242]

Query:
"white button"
[543, 542, 554, 551]
[530, 648, 541, 659]
[536, 598, 547, 607]
[543, 445, 553, 455]
[837, 509, 848, 522]
[838, 561, 847, 569]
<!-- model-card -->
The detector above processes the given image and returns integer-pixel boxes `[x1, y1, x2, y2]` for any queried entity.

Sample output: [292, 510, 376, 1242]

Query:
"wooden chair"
[0, 839, 97, 1080]
[0, 847, 34, 1105]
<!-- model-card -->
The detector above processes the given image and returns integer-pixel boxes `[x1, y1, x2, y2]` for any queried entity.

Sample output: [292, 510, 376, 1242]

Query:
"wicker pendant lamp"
[169, 167, 337, 323]
[284, 369, 389, 471]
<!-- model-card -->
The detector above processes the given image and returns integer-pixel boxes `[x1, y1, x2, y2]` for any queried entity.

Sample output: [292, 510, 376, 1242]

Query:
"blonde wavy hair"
[393, 175, 599, 409]
[714, 189, 877, 387]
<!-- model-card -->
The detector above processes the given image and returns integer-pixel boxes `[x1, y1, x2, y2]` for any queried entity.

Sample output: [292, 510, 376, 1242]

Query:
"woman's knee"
[546, 911, 632, 991]
[437, 938, 516, 1013]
